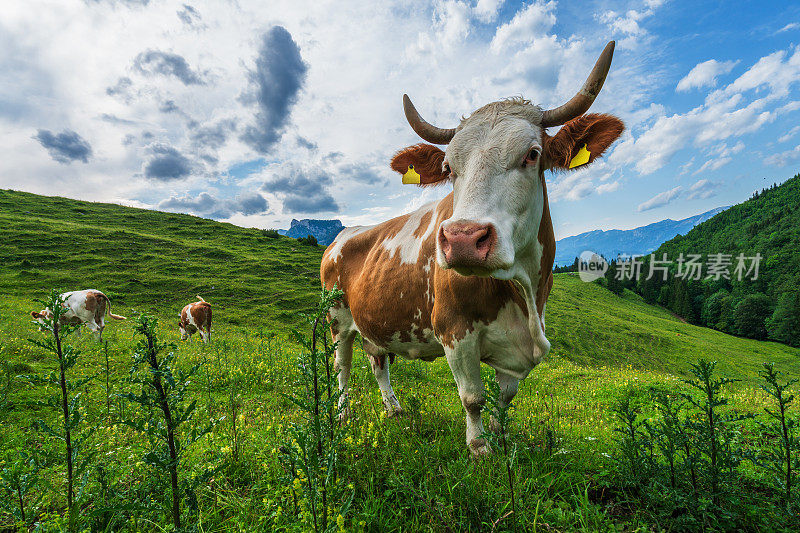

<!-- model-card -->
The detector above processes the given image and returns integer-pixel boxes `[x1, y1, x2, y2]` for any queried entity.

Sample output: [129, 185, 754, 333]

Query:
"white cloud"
[685, 179, 720, 200]
[637, 185, 682, 212]
[490, 1, 556, 53]
[548, 159, 617, 203]
[693, 141, 744, 174]
[765, 144, 800, 167]
[676, 59, 738, 92]
[776, 22, 799, 33]
[598, 0, 666, 48]
[726, 48, 800, 98]
[778, 125, 800, 143]
[474, 0, 504, 23]
[597, 180, 621, 194]
[637, 180, 719, 211]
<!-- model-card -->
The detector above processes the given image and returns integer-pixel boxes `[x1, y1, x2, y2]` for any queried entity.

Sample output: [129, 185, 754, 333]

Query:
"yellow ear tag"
[402, 164, 421, 184]
[568, 144, 591, 169]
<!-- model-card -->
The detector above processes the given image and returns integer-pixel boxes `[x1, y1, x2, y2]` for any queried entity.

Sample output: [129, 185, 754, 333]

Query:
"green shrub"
[297, 234, 319, 247]
[119, 315, 215, 529]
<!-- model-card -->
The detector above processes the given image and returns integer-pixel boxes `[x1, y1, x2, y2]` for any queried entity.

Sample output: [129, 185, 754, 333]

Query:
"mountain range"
[278, 219, 344, 245]
[554, 206, 728, 266]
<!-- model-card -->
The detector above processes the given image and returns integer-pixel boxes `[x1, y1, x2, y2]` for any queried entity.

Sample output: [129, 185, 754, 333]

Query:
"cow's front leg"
[489, 371, 519, 433]
[364, 342, 402, 416]
[445, 346, 490, 456]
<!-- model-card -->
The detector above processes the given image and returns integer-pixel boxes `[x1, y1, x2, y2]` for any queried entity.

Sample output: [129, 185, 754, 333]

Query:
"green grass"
[1, 189, 799, 531]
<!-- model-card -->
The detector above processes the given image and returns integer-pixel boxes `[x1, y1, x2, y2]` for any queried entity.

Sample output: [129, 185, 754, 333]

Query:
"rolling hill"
[1, 188, 796, 382]
[0, 189, 323, 330]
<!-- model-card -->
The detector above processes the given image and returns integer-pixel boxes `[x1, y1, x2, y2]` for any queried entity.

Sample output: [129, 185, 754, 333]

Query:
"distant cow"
[31, 289, 126, 341]
[322, 43, 624, 455]
[179, 296, 212, 343]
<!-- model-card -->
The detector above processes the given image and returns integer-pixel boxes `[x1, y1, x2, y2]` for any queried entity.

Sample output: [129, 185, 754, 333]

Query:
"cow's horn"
[403, 94, 456, 145]
[541, 41, 615, 128]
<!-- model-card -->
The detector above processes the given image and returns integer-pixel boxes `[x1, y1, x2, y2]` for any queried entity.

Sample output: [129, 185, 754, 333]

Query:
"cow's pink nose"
[439, 222, 496, 266]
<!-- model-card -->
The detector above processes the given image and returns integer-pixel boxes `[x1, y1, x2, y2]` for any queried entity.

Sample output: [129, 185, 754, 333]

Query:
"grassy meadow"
[1, 189, 799, 531]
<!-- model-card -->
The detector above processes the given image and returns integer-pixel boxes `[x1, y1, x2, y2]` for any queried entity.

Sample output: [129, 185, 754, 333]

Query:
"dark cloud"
[190, 119, 236, 151]
[158, 191, 270, 218]
[159, 99, 180, 113]
[296, 135, 317, 150]
[100, 113, 137, 125]
[35, 129, 92, 164]
[262, 165, 339, 213]
[240, 26, 308, 154]
[143, 144, 193, 180]
[237, 192, 269, 215]
[106, 76, 132, 98]
[134, 50, 204, 85]
[159, 192, 217, 213]
[177, 4, 201, 25]
[338, 163, 382, 185]
[122, 130, 154, 147]
[322, 151, 344, 163]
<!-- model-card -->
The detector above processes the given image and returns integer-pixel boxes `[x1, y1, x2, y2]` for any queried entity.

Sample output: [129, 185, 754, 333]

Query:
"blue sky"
[2, 0, 799, 238]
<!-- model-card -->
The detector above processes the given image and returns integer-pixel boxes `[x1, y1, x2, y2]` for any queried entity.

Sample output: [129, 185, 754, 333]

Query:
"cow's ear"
[543, 114, 624, 171]
[390, 143, 449, 186]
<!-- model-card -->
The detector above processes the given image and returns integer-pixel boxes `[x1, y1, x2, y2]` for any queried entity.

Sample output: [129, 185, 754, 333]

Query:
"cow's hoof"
[382, 394, 402, 417]
[338, 405, 351, 423]
[387, 407, 404, 418]
[489, 416, 502, 434]
[469, 438, 492, 457]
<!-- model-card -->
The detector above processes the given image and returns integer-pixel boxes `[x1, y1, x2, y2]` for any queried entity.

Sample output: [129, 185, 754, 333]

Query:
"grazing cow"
[179, 296, 212, 343]
[321, 42, 625, 455]
[31, 289, 126, 341]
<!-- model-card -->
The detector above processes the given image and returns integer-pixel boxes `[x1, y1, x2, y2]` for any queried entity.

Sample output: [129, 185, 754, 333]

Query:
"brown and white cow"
[31, 289, 126, 341]
[179, 296, 212, 343]
[321, 42, 624, 455]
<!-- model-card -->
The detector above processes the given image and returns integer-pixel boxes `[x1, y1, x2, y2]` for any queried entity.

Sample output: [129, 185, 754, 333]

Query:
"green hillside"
[1, 188, 797, 382]
[0, 189, 323, 330]
[625, 174, 800, 346]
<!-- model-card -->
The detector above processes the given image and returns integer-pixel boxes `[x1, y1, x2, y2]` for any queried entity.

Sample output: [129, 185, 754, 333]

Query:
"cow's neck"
[505, 178, 552, 353]
[510, 239, 546, 343]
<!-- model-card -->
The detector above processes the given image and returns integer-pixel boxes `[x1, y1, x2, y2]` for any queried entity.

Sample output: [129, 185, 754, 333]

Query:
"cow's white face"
[438, 106, 545, 278]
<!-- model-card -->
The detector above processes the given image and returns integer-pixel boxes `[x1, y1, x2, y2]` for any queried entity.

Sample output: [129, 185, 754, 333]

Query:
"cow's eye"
[443, 162, 452, 176]
[523, 148, 540, 167]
